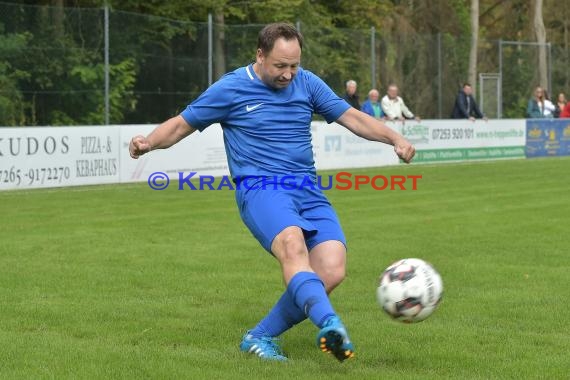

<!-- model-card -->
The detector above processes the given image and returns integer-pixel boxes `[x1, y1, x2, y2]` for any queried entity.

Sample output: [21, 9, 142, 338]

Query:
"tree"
[1, 0, 567, 122]
[533, 0, 548, 90]
[214, 11, 226, 80]
[0, 25, 31, 126]
[468, 0, 479, 91]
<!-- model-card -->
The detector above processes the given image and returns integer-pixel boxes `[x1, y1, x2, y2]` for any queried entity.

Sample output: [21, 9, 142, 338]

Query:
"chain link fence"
[0, 2, 566, 126]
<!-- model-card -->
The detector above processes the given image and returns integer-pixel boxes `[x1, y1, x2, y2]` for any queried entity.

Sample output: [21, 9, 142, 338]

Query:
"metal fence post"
[479, 73, 483, 113]
[208, 13, 213, 86]
[371, 26, 375, 88]
[437, 33, 442, 119]
[498, 39, 503, 118]
[104, 5, 110, 125]
[548, 42, 552, 93]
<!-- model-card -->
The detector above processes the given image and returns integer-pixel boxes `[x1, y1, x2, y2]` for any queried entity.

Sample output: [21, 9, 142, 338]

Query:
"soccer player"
[129, 23, 415, 362]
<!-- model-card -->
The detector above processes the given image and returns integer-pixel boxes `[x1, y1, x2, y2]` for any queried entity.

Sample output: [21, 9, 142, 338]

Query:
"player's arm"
[129, 115, 196, 159]
[336, 107, 415, 163]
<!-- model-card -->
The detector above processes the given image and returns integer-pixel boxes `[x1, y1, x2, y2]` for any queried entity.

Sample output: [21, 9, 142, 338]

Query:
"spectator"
[361, 89, 384, 119]
[342, 80, 360, 109]
[554, 92, 567, 118]
[381, 84, 420, 122]
[543, 90, 556, 118]
[451, 83, 485, 120]
[526, 86, 553, 118]
[560, 101, 570, 118]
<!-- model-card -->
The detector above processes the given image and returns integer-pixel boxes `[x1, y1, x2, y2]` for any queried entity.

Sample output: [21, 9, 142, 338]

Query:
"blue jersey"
[180, 64, 350, 179]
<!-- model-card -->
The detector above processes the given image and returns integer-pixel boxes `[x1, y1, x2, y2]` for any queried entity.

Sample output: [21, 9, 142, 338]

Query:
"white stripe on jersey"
[245, 65, 254, 80]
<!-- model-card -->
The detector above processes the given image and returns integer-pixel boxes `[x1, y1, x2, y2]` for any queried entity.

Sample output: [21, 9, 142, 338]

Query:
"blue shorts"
[235, 177, 346, 253]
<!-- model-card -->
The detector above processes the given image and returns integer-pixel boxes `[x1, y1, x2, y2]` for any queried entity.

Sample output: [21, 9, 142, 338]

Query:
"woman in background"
[527, 86, 552, 118]
[554, 92, 567, 118]
[543, 90, 556, 118]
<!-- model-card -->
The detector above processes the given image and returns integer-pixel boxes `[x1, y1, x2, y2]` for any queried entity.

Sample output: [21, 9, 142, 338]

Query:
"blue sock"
[249, 291, 306, 338]
[287, 271, 336, 328]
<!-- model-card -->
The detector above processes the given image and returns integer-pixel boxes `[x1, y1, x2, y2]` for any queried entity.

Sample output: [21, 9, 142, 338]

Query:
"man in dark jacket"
[451, 83, 486, 120]
[342, 80, 360, 109]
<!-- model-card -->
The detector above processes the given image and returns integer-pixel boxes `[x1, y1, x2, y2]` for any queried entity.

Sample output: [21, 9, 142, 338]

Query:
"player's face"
[256, 38, 301, 89]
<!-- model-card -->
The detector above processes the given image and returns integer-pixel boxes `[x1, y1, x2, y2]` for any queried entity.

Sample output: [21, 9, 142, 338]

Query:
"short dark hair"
[257, 23, 303, 56]
[463, 83, 472, 88]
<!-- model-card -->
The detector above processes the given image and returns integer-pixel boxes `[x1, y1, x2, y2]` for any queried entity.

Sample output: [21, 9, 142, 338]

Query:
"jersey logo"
[246, 103, 264, 112]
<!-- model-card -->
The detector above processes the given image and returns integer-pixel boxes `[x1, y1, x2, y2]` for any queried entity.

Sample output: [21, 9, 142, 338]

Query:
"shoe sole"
[318, 330, 355, 362]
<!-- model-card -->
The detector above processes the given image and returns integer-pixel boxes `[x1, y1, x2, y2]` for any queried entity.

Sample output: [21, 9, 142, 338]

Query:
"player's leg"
[237, 183, 352, 361]
[309, 240, 354, 361]
[270, 226, 338, 329]
[241, 226, 336, 362]
[237, 185, 314, 361]
[309, 240, 346, 293]
[301, 189, 354, 361]
[271, 229, 354, 362]
[246, 241, 345, 342]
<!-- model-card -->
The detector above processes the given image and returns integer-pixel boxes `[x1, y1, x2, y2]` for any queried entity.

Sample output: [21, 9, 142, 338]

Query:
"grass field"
[1, 157, 569, 379]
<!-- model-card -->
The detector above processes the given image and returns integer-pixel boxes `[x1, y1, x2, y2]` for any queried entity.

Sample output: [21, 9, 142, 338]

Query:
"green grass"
[1, 157, 569, 379]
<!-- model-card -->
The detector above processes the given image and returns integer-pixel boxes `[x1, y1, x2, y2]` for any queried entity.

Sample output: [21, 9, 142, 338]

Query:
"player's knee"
[273, 227, 308, 264]
[330, 265, 346, 288]
[321, 265, 346, 292]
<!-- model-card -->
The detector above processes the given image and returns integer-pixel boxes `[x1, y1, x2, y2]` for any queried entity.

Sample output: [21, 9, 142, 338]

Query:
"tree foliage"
[0, 0, 568, 125]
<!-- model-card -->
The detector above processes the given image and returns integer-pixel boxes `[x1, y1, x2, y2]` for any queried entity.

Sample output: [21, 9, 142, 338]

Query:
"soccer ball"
[376, 258, 443, 323]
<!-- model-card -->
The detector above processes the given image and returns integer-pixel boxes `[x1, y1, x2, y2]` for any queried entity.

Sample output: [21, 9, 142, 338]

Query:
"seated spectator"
[361, 89, 384, 119]
[451, 83, 485, 120]
[526, 86, 554, 118]
[381, 84, 420, 122]
[342, 80, 360, 109]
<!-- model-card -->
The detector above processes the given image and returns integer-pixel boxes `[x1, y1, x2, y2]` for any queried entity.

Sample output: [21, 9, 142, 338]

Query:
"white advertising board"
[312, 121, 399, 170]
[386, 119, 526, 162]
[0, 119, 529, 191]
[0, 126, 119, 190]
[118, 124, 229, 184]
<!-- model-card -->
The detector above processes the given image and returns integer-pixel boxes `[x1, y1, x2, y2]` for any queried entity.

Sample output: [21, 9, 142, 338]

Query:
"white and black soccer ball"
[376, 258, 443, 323]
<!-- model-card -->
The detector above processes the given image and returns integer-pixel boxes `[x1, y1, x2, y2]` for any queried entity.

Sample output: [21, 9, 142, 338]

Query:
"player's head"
[346, 80, 357, 95]
[255, 23, 303, 89]
[463, 83, 473, 95]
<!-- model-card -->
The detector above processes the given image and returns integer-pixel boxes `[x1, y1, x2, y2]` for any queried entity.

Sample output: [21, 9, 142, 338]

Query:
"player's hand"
[394, 138, 415, 164]
[129, 135, 152, 159]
